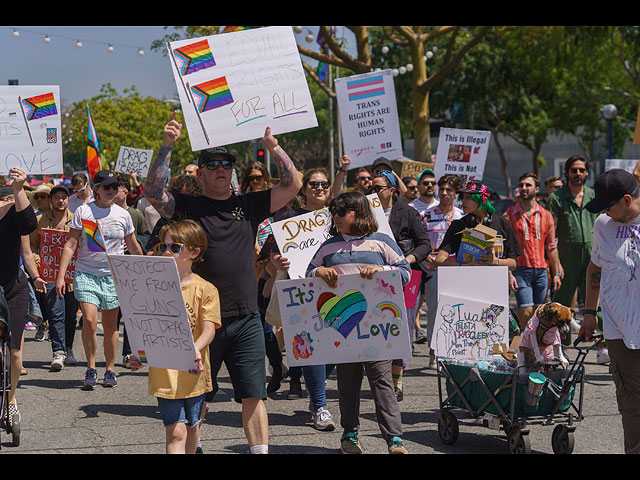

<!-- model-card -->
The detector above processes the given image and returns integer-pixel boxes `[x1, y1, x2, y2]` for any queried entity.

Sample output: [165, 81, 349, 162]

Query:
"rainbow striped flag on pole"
[86, 104, 109, 180]
[190, 77, 234, 113]
[21, 92, 58, 120]
[172, 39, 216, 76]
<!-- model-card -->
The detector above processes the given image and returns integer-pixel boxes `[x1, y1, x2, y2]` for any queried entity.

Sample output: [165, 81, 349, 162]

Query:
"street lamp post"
[601, 104, 618, 172]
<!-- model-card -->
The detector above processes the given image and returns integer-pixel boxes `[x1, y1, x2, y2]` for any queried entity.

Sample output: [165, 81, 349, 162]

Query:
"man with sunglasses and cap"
[144, 112, 302, 454]
[580, 168, 640, 454]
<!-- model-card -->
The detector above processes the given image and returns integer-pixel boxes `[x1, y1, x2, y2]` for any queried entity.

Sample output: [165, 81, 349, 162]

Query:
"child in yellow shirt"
[130, 219, 221, 454]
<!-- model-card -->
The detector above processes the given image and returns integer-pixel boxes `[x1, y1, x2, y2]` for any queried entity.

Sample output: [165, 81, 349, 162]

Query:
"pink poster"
[403, 270, 422, 309]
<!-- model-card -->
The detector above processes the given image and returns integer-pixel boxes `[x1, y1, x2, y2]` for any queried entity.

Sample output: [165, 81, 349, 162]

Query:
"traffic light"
[257, 147, 265, 161]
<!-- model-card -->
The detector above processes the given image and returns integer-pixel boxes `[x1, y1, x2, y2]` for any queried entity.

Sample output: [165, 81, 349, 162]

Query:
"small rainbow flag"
[21, 92, 58, 120]
[172, 39, 216, 76]
[81, 219, 106, 252]
[137, 350, 148, 364]
[190, 77, 234, 113]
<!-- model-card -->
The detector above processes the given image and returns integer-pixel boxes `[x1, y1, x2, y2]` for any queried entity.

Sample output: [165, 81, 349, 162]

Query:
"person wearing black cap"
[434, 179, 521, 269]
[144, 112, 303, 454]
[56, 169, 143, 390]
[580, 168, 640, 454]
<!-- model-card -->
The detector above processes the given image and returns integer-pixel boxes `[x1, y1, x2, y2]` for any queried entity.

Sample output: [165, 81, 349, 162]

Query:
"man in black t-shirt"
[144, 112, 302, 454]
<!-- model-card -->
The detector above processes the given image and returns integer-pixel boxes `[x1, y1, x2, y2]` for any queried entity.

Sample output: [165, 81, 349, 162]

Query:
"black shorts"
[3, 270, 30, 350]
[206, 310, 267, 403]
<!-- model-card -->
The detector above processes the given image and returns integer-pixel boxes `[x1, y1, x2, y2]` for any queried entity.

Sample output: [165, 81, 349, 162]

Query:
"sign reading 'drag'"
[276, 270, 411, 367]
[108, 254, 197, 372]
[271, 194, 395, 279]
[115, 146, 154, 178]
[0, 85, 63, 175]
[168, 26, 318, 151]
[335, 69, 403, 170]
[434, 128, 491, 185]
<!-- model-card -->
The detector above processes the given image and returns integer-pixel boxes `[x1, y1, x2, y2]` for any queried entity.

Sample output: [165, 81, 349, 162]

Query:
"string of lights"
[6, 26, 146, 56]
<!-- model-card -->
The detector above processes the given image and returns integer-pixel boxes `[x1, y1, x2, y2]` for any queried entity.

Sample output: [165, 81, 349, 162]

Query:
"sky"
[1, 25, 338, 110]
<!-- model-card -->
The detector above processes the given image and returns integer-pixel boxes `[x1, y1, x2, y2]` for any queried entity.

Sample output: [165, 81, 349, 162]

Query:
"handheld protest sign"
[433, 127, 490, 185]
[0, 85, 63, 175]
[276, 270, 411, 367]
[108, 254, 197, 372]
[115, 146, 154, 178]
[168, 26, 318, 151]
[39, 228, 77, 283]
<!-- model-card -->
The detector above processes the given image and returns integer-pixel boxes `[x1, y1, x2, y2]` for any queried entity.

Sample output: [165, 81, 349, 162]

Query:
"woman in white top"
[56, 170, 142, 389]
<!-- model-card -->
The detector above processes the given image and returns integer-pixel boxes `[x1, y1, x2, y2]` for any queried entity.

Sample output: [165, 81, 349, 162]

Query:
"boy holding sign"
[129, 219, 220, 454]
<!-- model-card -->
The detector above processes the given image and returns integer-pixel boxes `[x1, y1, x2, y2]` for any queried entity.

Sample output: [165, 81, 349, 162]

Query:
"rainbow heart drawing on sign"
[317, 290, 367, 339]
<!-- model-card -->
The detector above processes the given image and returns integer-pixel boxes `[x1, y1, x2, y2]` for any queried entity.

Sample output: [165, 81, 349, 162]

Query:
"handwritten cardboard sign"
[115, 146, 154, 178]
[276, 270, 411, 366]
[168, 26, 318, 151]
[39, 228, 76, 283]
[433, 127, 490, 184]
[270, 194, 395, 279]
[108, 254, 197, 372]
[335, 69, 403, 170]
[0, 85, 63, 175]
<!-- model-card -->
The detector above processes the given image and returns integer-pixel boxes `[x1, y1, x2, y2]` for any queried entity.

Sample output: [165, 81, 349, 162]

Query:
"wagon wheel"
[551, 424, 575, 454]
[438, 410, 459, 445]
[508, 427, 531, 454]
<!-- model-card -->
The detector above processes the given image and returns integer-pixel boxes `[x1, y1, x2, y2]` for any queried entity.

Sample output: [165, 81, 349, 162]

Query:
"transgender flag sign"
[346, 75, 385, 102]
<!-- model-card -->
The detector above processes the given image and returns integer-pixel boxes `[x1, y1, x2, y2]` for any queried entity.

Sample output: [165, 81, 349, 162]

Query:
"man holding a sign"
[29, 185, 79, 370]
[144, 113, 302, 454]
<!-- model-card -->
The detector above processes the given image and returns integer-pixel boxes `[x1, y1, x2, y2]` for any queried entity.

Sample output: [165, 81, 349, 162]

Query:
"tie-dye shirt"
[591, 213, 640, 349]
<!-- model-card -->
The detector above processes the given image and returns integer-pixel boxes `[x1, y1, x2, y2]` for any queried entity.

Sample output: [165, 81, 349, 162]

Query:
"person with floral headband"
[434, 179, 521, 269]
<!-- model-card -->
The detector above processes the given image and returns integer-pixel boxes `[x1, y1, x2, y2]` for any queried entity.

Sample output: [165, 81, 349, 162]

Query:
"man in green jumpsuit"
[545, 155, 602, 348]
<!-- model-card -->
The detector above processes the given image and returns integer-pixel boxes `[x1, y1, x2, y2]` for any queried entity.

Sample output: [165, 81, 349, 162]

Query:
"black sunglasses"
[248, 175, 263, 182]
[330, 206, 352, 217]
[204, 159, 233, 170]
[308, 181, 330, 189]
[421, 180, 436, 186]
[101, 183, 119, 191]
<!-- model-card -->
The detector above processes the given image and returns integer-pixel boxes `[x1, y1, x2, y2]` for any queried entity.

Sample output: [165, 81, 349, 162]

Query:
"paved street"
[1, 312, 625, 454]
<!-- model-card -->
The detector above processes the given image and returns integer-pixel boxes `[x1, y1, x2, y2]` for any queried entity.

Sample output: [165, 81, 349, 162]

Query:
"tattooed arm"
[144, 112, 183, 219]
[262, 126, 303, 213]
[579, 260, 602, 341]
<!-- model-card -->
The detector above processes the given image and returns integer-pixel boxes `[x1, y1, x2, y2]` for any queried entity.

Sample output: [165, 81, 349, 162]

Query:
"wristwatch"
[584, 309, 598, 315]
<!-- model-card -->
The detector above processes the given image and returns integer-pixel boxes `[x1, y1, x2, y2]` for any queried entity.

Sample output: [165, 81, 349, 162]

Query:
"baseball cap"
[93, 170, 118, 187]
[585, 168, 639, 213]
[372, 157, 393, 172]
[417, 168, 436, 182]
[198, 147, 236, 168]
[0, 186, 13, 198]
[50, 185, 70, 198]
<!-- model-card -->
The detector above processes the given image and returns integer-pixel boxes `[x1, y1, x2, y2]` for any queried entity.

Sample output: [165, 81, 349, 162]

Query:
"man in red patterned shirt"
[504, 172, 565, 329]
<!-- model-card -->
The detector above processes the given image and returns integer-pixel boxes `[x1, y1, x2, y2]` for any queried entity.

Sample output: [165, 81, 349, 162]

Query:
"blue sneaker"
[103, 370, 118, 388]
[82, 368, 98, 390]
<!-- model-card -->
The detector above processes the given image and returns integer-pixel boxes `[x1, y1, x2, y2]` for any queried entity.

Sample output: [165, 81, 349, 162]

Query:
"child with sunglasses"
[306, 191, 411, 454]
[129, 219, 221, 454]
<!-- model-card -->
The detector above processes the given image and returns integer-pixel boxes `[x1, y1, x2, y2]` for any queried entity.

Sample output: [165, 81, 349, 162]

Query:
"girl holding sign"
[306, 191, 411, 454]
[129, 219, 220, 454]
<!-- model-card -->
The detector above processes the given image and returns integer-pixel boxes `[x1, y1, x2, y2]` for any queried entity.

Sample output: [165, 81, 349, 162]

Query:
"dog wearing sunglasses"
[518, 302, 574, 372]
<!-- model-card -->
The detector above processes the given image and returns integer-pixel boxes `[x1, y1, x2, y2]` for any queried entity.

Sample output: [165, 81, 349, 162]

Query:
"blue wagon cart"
[436, 335, 603, 454]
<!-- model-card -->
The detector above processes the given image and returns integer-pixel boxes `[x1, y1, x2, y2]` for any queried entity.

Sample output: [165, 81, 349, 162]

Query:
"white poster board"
[432, 266, 509, 360]
[0, 85, 63, 175]
[335, 69, 403, 170]
[115, 146, 154, 178]
[168, 26, 318, 151]
[108, 254, 197, 372]
[433, 128, 491, 184]
[605, 159, 638, 175]
[276, 271, 411, 366]
[271, 194, 395, 279]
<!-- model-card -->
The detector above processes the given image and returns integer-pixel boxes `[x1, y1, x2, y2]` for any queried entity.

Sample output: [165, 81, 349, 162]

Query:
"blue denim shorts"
[157, 394, 206, 428]
[513, 266, 548, 308]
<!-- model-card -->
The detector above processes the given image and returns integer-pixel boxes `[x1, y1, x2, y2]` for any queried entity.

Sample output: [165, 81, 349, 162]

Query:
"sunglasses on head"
[154, 242, 193, 254]
[204, 159, 233, 170]
[308, 181, 330, 189]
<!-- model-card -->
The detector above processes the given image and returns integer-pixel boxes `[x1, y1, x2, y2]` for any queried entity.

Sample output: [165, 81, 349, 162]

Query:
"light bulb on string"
[12, 29, 19, 38]
[75, 40, 83, 48]
[44, 35, 51, 44]
[107, 44, 114, 53]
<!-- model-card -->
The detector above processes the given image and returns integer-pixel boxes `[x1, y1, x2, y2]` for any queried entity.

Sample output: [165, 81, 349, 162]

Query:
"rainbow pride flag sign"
[167, 26, 317, 151]
[275, 270, 411, 367]
[0, 85, 63, 175]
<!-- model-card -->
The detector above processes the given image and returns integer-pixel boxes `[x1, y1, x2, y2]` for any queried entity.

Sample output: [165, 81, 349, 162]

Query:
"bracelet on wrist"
[584, 309, 598, 316]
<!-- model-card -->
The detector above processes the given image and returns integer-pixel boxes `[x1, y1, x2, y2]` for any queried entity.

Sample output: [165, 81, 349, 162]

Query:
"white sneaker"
[312, 406, 336, 431]
[570, 318, 581, 334]
[597, 347, 610, 365]
[51, 351, 66, 371]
